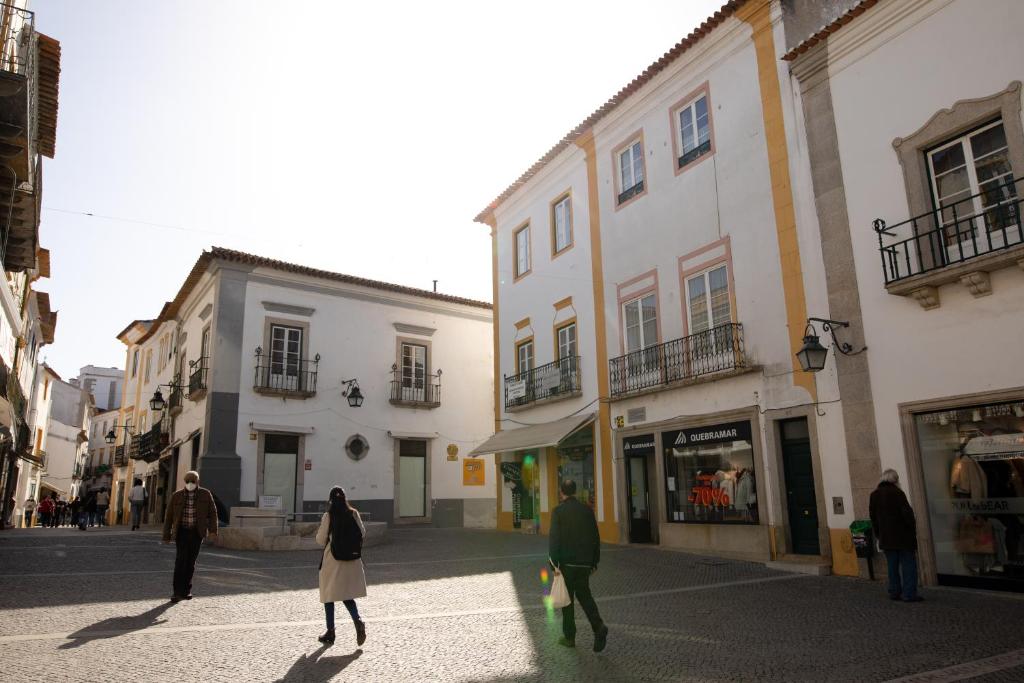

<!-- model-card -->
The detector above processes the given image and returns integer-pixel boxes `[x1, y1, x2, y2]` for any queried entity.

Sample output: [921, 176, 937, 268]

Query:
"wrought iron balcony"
[188, 357, 208, 398]
[130, 424, 163, 463]
[389, 365, 441, 408]
[167, 375, 183, 415]
[0, 3, 33, 78]
[618, 180, 644, 205]
[504, 356, 581, 411]
[253, 348, 318, 397]
[113, 445, 127, 467]
[874, 176, 1022, 285]
[609, 323, 746, 398]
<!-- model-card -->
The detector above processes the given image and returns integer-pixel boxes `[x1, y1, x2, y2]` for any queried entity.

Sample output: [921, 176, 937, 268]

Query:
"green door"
[781, 419, 819, 555]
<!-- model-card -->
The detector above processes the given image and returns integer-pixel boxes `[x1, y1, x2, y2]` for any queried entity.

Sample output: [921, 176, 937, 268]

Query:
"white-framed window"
[269, 324, 302, 389]
[623, 294, 657, 353]
[144, 349, 153, 384]
[927, 119, 1018, 253]
[200, 327, 211, 364]
[400, 342, 427, 401]
[557, 322, 577, 359]
[516, 339, 534, 374]
[131, 349, 139, 377]
[552, 195, 572, 254]
[618, 140, 645, 204]
[685, 264, 731, 333]
[675, 93, 711, 168]
[514, 224, 531, 277]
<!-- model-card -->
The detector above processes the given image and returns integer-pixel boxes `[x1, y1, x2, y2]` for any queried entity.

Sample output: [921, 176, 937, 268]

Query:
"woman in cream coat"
[316, 486, 367, 645]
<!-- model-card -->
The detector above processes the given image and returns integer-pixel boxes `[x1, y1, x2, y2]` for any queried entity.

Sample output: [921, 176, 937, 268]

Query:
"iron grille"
[188, 357, 208, 396]
[389, 366, 441, 406]
[253, 348, 318, 395]
[504, 356, 581, 410]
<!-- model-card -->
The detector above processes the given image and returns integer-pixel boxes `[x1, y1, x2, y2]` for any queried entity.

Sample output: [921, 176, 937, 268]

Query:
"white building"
[71, 365, 124, 411]
[85, 406, 119, 493]
[115, 248, 496, 527]
[783, 0, 1024, 590]
[41, 377, 92, 500]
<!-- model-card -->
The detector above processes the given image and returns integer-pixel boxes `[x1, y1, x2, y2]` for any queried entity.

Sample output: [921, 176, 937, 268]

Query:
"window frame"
[259, 317, 311, 393]
[515, 337, 535, 375]
[684, 263, 733, 335]
[550, 191, 574, 258]
[513, 221, 532, 281]
[612, 130, 648, 210]
[555, 319, 577, 360]
[670, 83, 715, 175]
[131, 349, 139, 378]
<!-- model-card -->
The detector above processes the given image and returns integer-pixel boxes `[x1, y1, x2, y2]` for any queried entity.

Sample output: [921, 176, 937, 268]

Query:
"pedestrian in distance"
[869, 468, 923, 603]
[316, 486, 367, 647]
[5, 495, 14, 528]
[162, 471, 218, 602]
[95, 488, 109, 527]
[84, 492, 97, 527]
[549, 478, 608, 653]
[36, 495, 53, 527]
[70, 497, 84, 530]
[23, 497, 36, 528]
[129, 478, 147, 530]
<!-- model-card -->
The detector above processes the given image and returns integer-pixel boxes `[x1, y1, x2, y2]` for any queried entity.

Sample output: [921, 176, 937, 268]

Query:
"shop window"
[915, 400, 1024, 590]
[501, 453, 540, 530]
[663, 421, 758, 524]
[558, 426, 595, 511]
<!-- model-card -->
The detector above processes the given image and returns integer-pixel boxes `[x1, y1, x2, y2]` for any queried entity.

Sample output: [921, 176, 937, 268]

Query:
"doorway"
[780, 418, 820, 555]
[263, 434, 299, 519]
[398, 439, 427, 518]
[626, 455, 652, 543]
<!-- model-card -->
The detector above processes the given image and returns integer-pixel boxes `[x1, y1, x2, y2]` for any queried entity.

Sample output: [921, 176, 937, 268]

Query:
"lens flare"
[540, 567, 550, 585]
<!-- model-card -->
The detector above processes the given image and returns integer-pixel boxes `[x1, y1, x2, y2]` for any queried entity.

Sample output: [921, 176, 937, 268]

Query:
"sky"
[33, 0, 725, 380]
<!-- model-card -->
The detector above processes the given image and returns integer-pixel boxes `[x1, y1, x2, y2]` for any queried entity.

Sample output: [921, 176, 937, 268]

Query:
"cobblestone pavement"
[1, 526, 1023, 682]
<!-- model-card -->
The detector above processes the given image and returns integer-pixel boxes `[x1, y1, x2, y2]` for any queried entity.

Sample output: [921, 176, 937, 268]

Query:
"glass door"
[627, 455, 652, 543]
[263, 434, 299, 519]
[685, 264, 734, 374]
[623, 293, 660, 387]
[270, 325, 303, 392]
[399, 439, 427, 518]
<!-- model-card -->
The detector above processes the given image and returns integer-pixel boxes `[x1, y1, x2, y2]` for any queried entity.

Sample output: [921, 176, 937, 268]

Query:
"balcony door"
[623, 293, 659, 387]
[555, 322, 578, 394]
[927, 119, 1019, 263]
[400, 343, 427, 402]
[270, 324, 303, 392]
[685, 265, 734, 374]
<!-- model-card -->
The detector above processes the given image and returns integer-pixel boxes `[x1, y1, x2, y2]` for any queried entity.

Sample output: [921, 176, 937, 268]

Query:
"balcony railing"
[114, 445, 127, 467]
[874, 176, 1022, 284]
[609, 323, 746, 398]
[253, 348, 318, 397]
[389, 366, 441, 408]
[168, 375, 183, 414]
[129, 424, 163, 463]
[0, 3, 33, 77]
[504, 356, 581, 410]
[188, 358, 208, 398]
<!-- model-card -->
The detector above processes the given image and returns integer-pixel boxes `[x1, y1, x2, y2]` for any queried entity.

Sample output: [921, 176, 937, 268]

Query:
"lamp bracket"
[340, 378, 359, 396]
[806, 317, 866, 356]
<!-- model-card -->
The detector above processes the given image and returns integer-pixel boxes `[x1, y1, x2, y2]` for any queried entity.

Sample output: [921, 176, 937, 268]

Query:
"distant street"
[0, 527, 1022, 682]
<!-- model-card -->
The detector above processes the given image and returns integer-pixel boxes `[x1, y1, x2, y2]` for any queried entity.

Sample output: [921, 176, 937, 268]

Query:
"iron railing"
[128, 433, 141, 459]
[253, 348, 318, 395]
[679, 139, 711, 169]
[389, 365, 441, 406]
[618, 180, 644, 205]
[504, 356, 581, 410]
[114, 445, 127, 467]
[0, 3, 33, 77]
[188, 357, 208, 397]
[168, 375, 183, 413]
[609, 323, 746, 398]
[874, 176, 1021, 284]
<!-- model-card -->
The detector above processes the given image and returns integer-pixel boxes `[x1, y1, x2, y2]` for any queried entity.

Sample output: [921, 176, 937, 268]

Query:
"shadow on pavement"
[57, 601, 174, 649]
[275, 645, 362, 681]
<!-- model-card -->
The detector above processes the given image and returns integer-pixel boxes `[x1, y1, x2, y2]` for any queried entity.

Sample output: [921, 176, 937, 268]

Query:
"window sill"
[884, 243, 1024, 309]
[254, 386, 316, 400]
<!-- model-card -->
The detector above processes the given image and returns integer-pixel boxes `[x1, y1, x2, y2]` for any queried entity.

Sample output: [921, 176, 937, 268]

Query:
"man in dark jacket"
[162, 471, 218, 602]
[549, 479, 608, 652]
[869, 469, 922, 602]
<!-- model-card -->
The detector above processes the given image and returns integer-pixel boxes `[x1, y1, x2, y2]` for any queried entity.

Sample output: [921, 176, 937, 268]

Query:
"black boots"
[318, 629, 335, 645]
[355, 620, 366, 646]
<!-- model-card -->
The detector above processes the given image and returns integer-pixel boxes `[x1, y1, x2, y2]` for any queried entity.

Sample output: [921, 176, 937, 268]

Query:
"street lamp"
[796, 317, 867, 373]
[149, 379, 189, 413]
[341, 379, 363, 408]
[105, 424, 134, 445]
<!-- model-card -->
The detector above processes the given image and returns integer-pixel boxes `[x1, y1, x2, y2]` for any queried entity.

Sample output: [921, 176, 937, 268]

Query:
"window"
[927, 119, 1018, 255]
[144, 350, 153, 384]
[552, 194, 572, 255]
[516, 339, 534, 375]
[686, 265, 731, 333]
[158, 336, 168, 371]
[675, 93, 712, 168]
[617, 140, 645, 204]
[200, 327, 211, 363]
[557, 322, 577, 360]
[270, 324, 303, 389]
[42, 377, 48, 400]
[514, 224, 531, 278]
[400, 342, 427, 401]
[623, 294, 657, 353]
[131, 349, 139, 377]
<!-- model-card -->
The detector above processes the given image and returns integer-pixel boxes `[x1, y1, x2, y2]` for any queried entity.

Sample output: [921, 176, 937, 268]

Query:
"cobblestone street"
[1, 527, 1023, 682]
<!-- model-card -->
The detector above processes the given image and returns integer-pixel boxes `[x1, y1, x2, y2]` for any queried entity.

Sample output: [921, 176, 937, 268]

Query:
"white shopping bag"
[549, 569, 571, 609]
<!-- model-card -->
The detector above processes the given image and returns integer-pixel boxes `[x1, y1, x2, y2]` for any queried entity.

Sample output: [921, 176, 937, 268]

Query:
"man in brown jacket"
[162, 470, 219, 602]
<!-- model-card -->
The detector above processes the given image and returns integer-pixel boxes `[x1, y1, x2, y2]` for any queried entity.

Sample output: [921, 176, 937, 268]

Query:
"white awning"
[469, 413, 595, 456]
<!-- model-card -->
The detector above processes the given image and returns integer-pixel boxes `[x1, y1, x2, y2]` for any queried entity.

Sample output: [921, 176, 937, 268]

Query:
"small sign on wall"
[463, 458, 485, 486]
[446, 444, 459, 461]
[304, 459, 312, 471]
[258, 495, 282, 509]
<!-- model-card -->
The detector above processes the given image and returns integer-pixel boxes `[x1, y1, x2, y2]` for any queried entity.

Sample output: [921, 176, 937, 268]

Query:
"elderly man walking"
[162, 471, 218, 602]
[549, 479, 608, 652]
[869, 468, 923, 603]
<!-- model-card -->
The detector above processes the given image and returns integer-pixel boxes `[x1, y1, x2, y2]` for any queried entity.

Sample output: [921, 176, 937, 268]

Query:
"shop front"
[908, 396, 1024, 592]
[618, 411, 770, 560]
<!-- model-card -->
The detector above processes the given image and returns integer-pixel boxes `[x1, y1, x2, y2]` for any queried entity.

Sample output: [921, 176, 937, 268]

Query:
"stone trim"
[262, 301, 315, 317]
[392, 322, 435, 337]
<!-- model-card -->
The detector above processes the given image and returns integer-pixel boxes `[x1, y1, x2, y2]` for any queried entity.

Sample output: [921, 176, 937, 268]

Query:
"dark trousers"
[560, 565, 604, 640]
[173, 526, 203, 597]
[324, 600, 360, 629]
[884, 549, 919, 600]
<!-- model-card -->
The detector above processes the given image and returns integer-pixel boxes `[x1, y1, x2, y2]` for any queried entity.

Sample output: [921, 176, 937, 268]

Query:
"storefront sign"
[946, 498, 1024, 514]
[463, 458, 485, 486]
[623, 435, 655, 456]
[506, 380, 527, 401]
[667, 421, 751, 448]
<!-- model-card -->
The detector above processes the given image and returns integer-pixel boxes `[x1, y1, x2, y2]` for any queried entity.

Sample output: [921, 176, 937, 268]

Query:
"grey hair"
[880, 468, 899, 485]
[184, 470, 199, 482]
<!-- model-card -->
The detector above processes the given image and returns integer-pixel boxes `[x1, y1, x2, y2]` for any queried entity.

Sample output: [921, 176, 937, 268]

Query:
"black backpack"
[329, 510, 363, 561]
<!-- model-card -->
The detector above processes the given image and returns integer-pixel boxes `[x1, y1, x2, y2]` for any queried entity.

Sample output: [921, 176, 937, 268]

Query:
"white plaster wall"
[825, 0, 1024, 488]
[235, 272, 494, 507]
[172, 273, 218, 470]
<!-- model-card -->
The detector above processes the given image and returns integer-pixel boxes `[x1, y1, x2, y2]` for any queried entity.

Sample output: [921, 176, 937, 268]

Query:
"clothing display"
[950, 454, 988, 500]
[734, 470, 755, 509]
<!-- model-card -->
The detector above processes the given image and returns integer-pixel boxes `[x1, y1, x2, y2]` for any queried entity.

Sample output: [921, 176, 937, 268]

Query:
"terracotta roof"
[473, 0, 745, 223]
[36, 247, 50, 278]
[781, 0, 879, 61]
[115, 319, 154, 343]
[36, 33, 61, 159]
[35, 291, 56, 344]
[134, 247, 492, 345]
